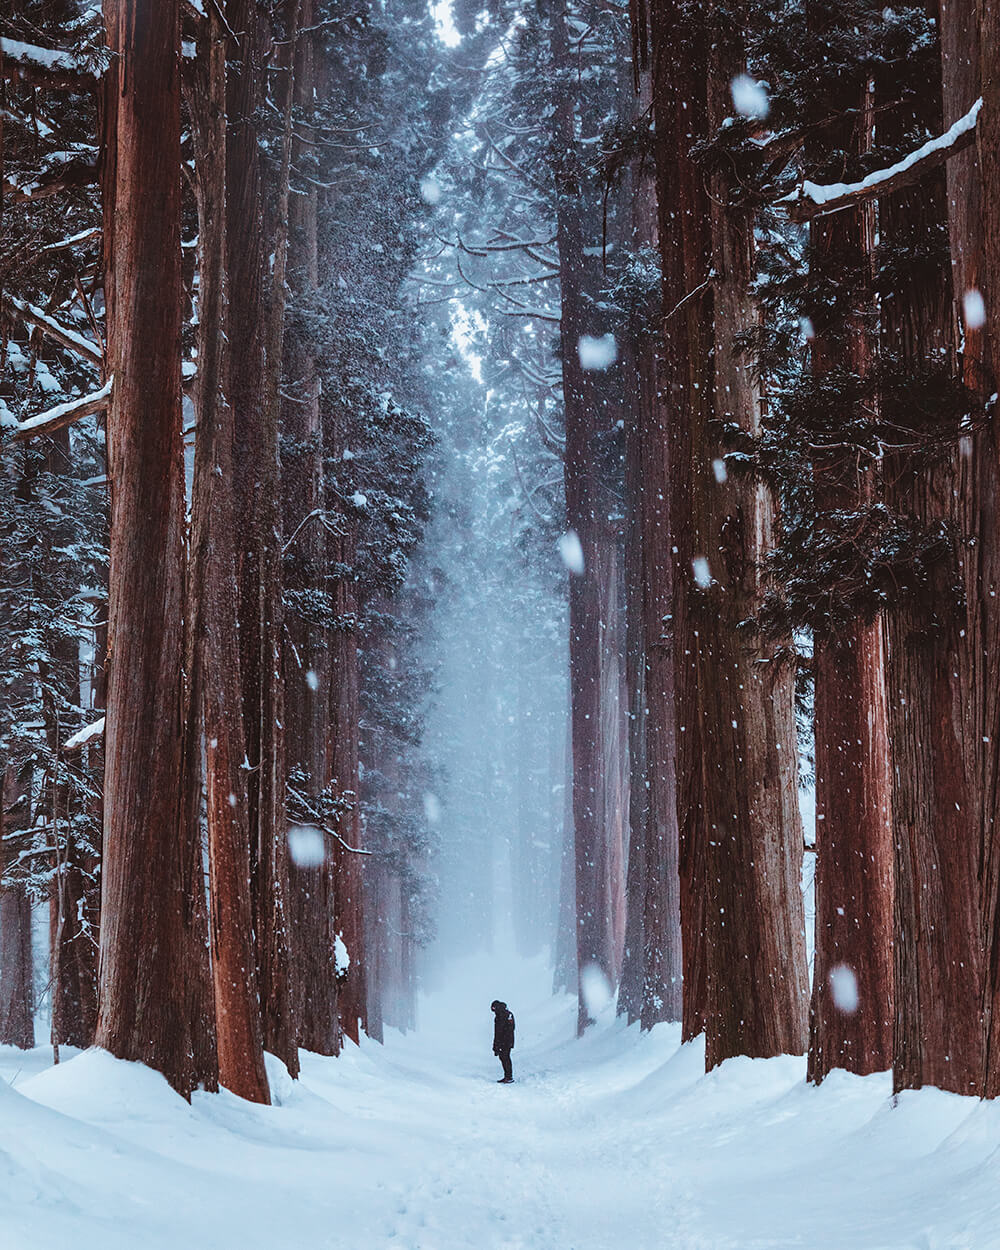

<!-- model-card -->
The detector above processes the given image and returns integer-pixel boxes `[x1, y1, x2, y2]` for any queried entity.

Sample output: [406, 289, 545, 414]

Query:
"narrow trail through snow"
[3, 947, 1000, 1249]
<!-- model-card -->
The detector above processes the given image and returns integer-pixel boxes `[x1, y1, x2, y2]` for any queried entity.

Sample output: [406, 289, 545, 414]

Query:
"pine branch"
[10, 377, 113, 442]
[783, 98, 981, 222]
[3, 294, 104, 366]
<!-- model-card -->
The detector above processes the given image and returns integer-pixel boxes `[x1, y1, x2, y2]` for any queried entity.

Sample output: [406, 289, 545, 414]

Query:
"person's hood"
[492, 1001, 507, 1013]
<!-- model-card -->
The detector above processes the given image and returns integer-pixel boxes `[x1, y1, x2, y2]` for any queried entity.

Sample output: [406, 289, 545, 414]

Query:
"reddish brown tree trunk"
[329, 517, 366, 1043]
[699, 10, 809, 1066]
[976, 0, 1000, 1099]
[96, 0, 217, 1098]
[644, 5, 711, 1044]
[49, 839, 98, 1051]
[544, 0, 624, 1028]
[890, 0, 998, 1095]
[552, 709, 577, 995]
[0, 765, 33, 1050]
[647, 2, 809, 1062]
[806, 76, 895, 1079]
[622, 28, 683, 1028]
[226, 0, 299, 1073]
[43, 433, 98, 1054]
[187, 13, 270, 1103]
[978, 2, 1000, 363]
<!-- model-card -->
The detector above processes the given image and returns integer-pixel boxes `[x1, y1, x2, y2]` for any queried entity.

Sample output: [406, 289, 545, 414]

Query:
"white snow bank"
[3, 946, 1000, 1249]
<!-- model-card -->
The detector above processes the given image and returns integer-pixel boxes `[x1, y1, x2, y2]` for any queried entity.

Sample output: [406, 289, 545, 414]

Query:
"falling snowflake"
[731, 75, 769, 120]
[288, 824, 326, 868]
[829, 963, 859, 1014]
[577, 334, 618, 371]
[558, 530, 585, 575]
[964, 289, 987, 330]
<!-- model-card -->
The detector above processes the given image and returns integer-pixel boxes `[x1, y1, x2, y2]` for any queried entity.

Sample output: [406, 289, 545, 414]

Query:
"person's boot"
[498, 1076, 514, 1084]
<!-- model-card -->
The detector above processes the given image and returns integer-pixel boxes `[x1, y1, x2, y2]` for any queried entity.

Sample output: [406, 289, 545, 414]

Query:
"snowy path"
[4, 948, 1000, 1250]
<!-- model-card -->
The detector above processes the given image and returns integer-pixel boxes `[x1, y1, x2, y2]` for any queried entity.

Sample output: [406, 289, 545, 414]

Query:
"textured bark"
[552, 710, 577, 995]
[696, 10, 809, 1066]
[43, 435, 98, 1054]
[96, 0, 217, 1098]
[619, 332, 648, 1023]
[329, 524, 366, 1043]
[598, 542, 629, 984]
[282, 1, 341, 1058]
[643, 8, 711, 1045]
[978, 0, 1000, 367]
[0, 766, 33, 1050]
[543, 0, 625, 1028]
[646, 3, 809, 1062]
[890, 0, 999, 1096]
[978, 0, 1000, 1100]
[226, 0, 299, 1072]
[623, 33, 683, 1028]
[49, 837, 98, 1050]
[806, 75, 895, 1082]
[187, 13, 269, 1104]
[363, 858, 385, 1046]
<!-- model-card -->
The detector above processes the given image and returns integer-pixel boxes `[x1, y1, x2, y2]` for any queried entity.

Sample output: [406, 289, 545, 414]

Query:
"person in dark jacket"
[491, 1000, 515, 1083]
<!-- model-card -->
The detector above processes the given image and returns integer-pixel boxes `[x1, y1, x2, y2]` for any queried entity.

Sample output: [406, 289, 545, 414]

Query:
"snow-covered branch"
[62, 717, 105, 752]
[10, 377, 113, 443]
[0, 38, 97, 90]
[3, 295, 104, 367]
[3, 154, 99, 202]
[784, 98, 981, 222]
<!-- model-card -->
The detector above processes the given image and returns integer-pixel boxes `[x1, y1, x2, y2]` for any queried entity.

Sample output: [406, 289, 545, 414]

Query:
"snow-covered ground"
[3, 947, 1000, 1250]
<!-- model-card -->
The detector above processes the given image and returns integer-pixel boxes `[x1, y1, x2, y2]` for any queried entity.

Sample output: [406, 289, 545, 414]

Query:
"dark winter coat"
[492, 1003, 515, 1053]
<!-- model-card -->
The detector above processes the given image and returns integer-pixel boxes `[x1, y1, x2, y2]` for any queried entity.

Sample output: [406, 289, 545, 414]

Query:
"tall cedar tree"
[618, 2, 683, 1028]
[890, 0, 1000, 1095]
[643, 0, 809, 1063]
[542, 0, 629, 1028]
[96, 0, 218, 1098]
[186, 6, 270, 1103]
[806, 46, 894, 1083]
[224, 0, 301, 1071]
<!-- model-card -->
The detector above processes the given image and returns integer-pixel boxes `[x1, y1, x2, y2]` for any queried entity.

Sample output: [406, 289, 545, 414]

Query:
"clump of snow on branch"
[731, 74, 769, 119]
[577, 334, 618, 371]
[288, 824, 326, 868]
[829, 963, 859, 1015]
[63, 716, 105, 751]
[790, 97, 981, 209]
[558, 530, 585, 575]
